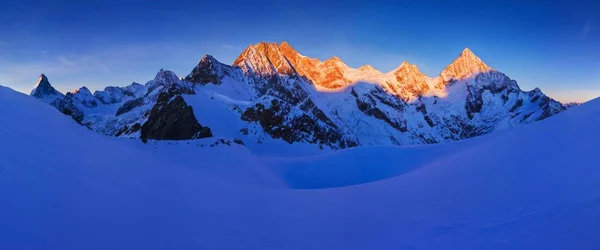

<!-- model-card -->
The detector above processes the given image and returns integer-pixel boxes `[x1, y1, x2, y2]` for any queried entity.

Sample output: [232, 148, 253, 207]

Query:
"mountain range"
[30, 42, 566, 149]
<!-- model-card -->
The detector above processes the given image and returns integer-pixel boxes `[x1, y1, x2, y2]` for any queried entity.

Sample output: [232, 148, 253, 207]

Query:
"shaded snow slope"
[268, 97, 600, 189]
[2, 83, 600, 250]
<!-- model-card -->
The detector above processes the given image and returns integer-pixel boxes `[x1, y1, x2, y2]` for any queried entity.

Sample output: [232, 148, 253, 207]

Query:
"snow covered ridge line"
[28, 42, 566, 150]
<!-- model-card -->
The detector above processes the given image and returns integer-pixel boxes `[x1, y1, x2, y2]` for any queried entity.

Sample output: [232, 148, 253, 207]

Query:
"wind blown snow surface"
[1, 84, 599, 250]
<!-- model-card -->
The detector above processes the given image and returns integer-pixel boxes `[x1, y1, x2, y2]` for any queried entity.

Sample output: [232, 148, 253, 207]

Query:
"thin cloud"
[56, 55, 110, 73]
[222, 44, 242, 52]
[57, 56, 75, 66]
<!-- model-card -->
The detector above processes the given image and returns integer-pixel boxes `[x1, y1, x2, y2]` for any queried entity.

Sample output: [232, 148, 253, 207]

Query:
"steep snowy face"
[440, 48, 492, 83]
[30, 74, 64, 103]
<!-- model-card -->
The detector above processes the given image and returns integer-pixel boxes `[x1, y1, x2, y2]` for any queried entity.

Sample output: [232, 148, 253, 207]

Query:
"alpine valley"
[29, 42, 566, 150]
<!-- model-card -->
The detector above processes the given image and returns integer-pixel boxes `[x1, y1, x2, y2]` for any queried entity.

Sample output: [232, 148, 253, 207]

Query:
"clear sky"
[0, 0, 598, 102]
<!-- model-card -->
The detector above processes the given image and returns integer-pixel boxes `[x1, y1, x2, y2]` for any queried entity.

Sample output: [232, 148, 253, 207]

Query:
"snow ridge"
[27, 42, 567, 150]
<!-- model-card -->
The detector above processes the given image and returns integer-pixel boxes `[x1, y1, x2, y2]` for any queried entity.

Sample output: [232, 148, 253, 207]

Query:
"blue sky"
[0, 0, 598, 102]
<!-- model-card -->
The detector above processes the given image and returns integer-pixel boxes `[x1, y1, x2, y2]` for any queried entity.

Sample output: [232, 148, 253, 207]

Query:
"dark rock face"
[140, 93, 212, 142]
[241, 97, 357, 149]
[50, 98, 84, 124]
[184, 55, 228, 85]
[115, 97, 144, 116]
[351, 88, 408, 133]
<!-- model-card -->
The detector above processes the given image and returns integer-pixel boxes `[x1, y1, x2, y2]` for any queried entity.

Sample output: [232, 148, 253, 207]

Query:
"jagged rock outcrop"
[140, 93, 212, 142]
[241, 96, 357, 149]
[115, 97, 144, 116]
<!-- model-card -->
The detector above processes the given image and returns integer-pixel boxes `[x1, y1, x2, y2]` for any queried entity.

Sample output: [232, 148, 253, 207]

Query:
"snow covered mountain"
[3, 78, 600, 249]
[29, 42, 565, 149]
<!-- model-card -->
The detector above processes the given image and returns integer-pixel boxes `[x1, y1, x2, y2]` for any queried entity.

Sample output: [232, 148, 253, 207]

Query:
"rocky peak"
[36, 74, 49, 87]
[327, 56, 343, 62]
[440, 48, 492, 83]
[323, 56, 349, 68]
[233, 43, 281, 77]
[30, 74, 64, 102]
[279, 41, 293, 50]
[154, 69, 180, 85]
[393, 61, 422, 74]
[358, 64, 380, 74]
[199, 54, 218, 65]
[254, 42, 296, 75]
[184, 54, 230, 85]
[72, 86, 93, 96]
[68, 86, 99, 108]
[386, 61, 430, 99]
[144, 69, 181, 96]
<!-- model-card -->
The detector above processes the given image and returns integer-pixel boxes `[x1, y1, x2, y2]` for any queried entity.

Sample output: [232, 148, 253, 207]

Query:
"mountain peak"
[358, 64, 380, 74]
[200, 54, 216, 62]
[234, 41, 298, 76]
[34, 74, 50, 88]
[279, 41, 292, 49]
[326, 56, 343, 62]
[393, 61, 420, 73]
[72, 86, 92, 96]
[185, 54, 232, 85]
[440, 47, 492, 82]
[30, 74, 64, 102]
[37, 74, 48, 84]
[154, 69, 179, 84]
[461, 47, 475, 57]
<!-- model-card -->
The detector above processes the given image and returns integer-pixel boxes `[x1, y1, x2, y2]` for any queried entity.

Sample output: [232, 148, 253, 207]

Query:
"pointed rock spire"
[30, 74, 64, 102]
[185, 54, 232, 85]
[440, 47, 492, 82]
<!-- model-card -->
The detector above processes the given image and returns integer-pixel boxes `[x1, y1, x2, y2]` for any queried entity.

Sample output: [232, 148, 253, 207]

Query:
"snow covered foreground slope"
[2, 84, 600, 249]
